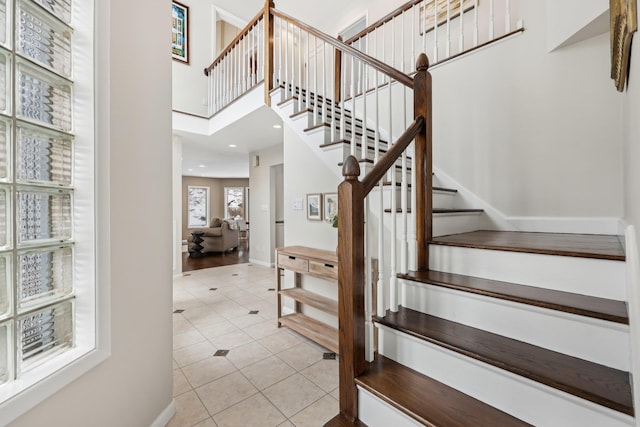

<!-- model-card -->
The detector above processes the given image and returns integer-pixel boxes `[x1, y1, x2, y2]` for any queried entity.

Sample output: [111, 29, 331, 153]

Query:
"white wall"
[172, 0, 216, 116]
[283, 125, 341, 251]
[249, 144, 283, 266]
[10, 0, 174, 425]
[173, 136, 183, 277]
[430, 1, 623, 222]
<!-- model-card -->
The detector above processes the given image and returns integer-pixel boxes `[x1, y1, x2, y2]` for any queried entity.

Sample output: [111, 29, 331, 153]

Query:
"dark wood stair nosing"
[374, 307, 634, 416]
[429, 230, 626, 261]
[355, 355, 533, 426]
[384, 208, 483, 214]
[397, 270, 629, 324]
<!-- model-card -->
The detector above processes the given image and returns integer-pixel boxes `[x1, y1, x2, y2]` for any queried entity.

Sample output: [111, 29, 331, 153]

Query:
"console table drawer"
[309, 260, 338, 281]
[278, 253, 309, 272]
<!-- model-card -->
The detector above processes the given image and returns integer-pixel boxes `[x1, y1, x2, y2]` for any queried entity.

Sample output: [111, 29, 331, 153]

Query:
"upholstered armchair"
[187, 218, 240, 255]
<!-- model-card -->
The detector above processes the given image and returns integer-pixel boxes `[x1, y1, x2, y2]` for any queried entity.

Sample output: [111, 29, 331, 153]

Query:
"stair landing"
[430, 230, 625, 261]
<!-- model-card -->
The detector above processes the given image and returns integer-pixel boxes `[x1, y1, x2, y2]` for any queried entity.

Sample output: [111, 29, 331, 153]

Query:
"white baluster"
[285, 22, 290, 97]
[505, 0, 511, 33]
[446, 0, 451, 58]
[322, 42, 327, 124]
[473, 0, 479, 47]
[306, 32, 310, 110]
[314, 37, 319, 124]
[489, 0, 495, 39]
[364, 196, 374, 362]
[459, 0, 465, 53]
[433, 0, 439, 62]
[361, 40, 367, 162]
[377, 178, 385, 317]
[421, 0, 427, 59]
[331, 45, 337, 139]
[350, 55, 356, 157]
[412, 6, 416, 73]
[340, 57, 346, 141]
[410, 142, 417, 271]
[298, 27, 303, 111]
[278, 18, 283, 85]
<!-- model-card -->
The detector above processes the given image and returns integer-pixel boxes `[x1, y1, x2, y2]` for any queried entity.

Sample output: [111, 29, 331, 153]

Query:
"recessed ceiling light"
[188, 168, 193, 172]
[199, 164, 205, 168]
[228, 144, 237, 148]
[273, 124, 282, 129]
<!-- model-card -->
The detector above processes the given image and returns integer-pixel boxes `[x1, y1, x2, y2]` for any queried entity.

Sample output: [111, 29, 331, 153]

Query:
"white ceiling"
[177, 106, 283, 178]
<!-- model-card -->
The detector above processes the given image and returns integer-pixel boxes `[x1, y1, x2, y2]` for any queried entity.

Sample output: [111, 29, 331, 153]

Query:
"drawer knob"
[289, 256, 296, 260]
[324, 264, 334, 268]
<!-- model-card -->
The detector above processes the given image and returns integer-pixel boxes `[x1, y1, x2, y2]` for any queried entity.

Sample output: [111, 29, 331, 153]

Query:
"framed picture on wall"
[323, 193, 338, 223]
[307, 193, 322, 221]
[172, 1, 189, 63]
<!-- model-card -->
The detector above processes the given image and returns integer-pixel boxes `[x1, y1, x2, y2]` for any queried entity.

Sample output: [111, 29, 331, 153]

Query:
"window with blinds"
[0, 0, 77, 387]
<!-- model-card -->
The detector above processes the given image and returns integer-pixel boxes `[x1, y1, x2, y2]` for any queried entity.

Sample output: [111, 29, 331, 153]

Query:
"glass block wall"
[0, 0, 75, 385]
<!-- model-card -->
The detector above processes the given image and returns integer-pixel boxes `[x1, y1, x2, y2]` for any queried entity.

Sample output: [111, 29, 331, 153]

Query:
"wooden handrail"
[204, 10, 264, 76]
[337, 53, 432, 421]
[271, 8, 414, 89]
[344, 0, 475, 46]
[345, 0, 422, 45]
[361, 117, 424, 194]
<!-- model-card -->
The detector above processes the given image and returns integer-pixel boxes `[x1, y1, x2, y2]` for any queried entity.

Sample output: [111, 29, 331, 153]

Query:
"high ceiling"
[177, 106, 283, 178]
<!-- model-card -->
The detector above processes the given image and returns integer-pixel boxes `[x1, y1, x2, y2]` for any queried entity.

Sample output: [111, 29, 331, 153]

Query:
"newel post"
[334, 36, 343, 103]
[264, 0, 275, 106]
[414, 53, 432, 271]
[337, 156, 366, 422]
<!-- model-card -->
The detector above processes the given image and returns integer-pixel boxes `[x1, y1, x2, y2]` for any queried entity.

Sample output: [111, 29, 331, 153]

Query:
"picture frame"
[172, 1, 189, 64]
[306, 193, 322, 221]
[323, 193, 338, 223]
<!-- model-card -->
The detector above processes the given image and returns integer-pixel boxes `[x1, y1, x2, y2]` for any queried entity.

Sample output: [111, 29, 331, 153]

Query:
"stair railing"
[343, 0, 523, 87]
[204, 10, 266, 116]
[204, 2, 432, 422]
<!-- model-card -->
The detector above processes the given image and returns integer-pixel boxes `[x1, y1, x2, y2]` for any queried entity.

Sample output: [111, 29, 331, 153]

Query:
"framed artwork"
[187, 186, 209, 227]
[307, 193, 322, 221]
[323, 193, 338, 223]
[172, 1, 189, 63]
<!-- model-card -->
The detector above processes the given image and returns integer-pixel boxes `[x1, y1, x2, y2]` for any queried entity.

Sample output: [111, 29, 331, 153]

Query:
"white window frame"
[224, 186, 245, 219]
[0, 0, 107, 423]
[187, 185, 210, 228]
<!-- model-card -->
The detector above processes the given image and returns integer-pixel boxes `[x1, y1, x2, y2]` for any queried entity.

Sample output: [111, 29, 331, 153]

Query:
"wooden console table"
[276, 246, 339, 354]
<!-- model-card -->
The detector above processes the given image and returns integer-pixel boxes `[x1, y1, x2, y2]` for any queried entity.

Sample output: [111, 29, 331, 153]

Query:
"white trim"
[214, 6, 247, 30]
[624, 225, 640, 427]
[0, 0, 107, 423]
[150, 399, 176, 427]
[505, 216, 624, 235]
[249, 258, 274, 268]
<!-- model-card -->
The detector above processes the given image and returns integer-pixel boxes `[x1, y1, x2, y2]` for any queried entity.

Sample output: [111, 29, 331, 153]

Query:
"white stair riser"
[377, 325, 635, 427]
[430, 245, 627, 300]
[400, 280, 630, 370]
[432, 212, 489, 237]
[357, 387, 423, 427]
[378, 187, 458, 210]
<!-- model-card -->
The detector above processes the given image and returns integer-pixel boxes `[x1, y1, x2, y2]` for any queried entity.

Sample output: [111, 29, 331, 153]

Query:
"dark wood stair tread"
[431, 230, 625, 261]
[324, 414, 368, 427]
[374, 307, 633, 415]
[384, 208, 483, 214]
[355, 355, 532, 426]
[398, 270, 628, 324]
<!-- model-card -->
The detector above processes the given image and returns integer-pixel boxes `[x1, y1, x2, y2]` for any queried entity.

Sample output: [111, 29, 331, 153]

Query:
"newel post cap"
[342, 156, 361, 180]
[416, 53, 430, 72]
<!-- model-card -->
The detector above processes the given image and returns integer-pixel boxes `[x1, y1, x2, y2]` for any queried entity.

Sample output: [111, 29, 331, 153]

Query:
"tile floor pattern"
[170, 263, 340, 427]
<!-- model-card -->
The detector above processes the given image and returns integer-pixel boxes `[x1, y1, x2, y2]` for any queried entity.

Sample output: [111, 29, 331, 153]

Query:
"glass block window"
[0, 0, 76, 389]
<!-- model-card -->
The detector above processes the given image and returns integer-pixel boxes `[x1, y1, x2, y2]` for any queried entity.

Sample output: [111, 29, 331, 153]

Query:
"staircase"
[204, 1, 637, 425]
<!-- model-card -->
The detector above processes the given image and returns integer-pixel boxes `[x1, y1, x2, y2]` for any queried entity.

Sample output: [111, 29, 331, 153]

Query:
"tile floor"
[170, 263, 339, 427]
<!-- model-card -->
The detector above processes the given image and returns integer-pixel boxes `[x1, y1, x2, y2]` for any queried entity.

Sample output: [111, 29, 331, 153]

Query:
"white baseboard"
[505, 216, 624, 235]
[150, 399, 175, 427]
[249, 258, 274, 268]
